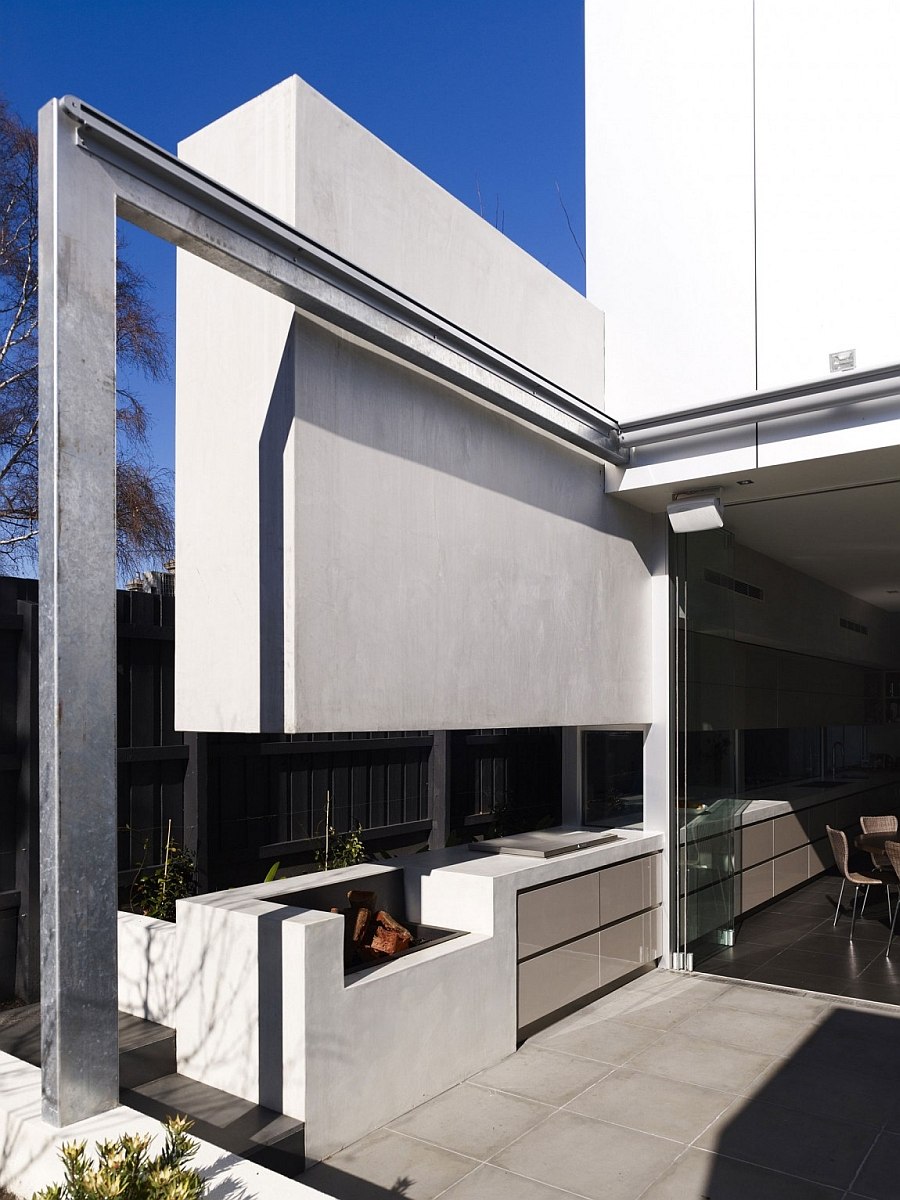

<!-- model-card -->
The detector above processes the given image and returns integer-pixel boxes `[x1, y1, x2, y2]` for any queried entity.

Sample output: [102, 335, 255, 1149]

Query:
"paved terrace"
[304, 970, 900, 1200]
[3, 968, 900, 1199]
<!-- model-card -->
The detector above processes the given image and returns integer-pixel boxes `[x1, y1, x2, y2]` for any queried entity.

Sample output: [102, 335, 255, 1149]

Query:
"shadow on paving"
[651, 1003, 900, 1199]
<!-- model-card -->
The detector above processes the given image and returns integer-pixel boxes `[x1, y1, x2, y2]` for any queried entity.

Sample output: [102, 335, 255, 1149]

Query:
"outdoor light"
[666, 494, 724, 533]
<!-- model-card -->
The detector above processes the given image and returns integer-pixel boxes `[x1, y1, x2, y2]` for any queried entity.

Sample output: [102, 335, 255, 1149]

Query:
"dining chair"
[860, 814, 899, 869]
[827, 825, 894, 939]
[884, 840, 900, 957]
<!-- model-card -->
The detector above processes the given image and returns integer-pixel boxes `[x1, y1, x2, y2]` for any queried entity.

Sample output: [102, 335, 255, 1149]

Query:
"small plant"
[131, 820, 196, 923]
[263, 860, 281, 883]
[315, 789, 368, 871]
[33, 1115, 205, 1200]
[316, 825, 366, 871]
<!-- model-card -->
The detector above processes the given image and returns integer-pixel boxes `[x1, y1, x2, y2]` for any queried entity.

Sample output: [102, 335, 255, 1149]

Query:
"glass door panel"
[672, 528, 746, 966]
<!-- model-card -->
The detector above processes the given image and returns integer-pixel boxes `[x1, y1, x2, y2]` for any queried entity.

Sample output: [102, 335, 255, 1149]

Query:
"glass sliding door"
[672, 527, 746, 967]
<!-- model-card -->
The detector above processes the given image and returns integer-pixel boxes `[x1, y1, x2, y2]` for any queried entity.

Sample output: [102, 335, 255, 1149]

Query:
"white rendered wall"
[755, 1, 900, 390]
[586, 1, 900, 419]
[176, 77, 651, 733]
[585, 0, 756, 419]
[117, 912, 179, 1026]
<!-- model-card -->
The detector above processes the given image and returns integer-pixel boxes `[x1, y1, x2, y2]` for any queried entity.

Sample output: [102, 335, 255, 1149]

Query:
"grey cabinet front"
[517, 872, 599, 961]
[600, 910, 660, 988]
[518, 933, 601, 1029]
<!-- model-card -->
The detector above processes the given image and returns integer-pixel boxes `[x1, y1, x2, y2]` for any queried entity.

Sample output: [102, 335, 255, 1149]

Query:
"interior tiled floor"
[302, 969, 900, 1200]
[702, 871, 900, 1004]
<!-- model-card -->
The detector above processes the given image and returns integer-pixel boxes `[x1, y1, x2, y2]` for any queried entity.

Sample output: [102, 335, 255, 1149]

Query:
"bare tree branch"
[0, 97, 174, 575]
[555, 180, 585, 265]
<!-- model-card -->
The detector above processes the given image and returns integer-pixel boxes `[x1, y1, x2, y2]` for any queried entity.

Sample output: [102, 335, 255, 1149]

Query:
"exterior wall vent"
[840, 617, 868, 635]
[703, 568, 764, 601]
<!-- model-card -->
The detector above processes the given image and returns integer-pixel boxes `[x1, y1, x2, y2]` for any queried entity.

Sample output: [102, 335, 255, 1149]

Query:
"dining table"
[856, 832, 900, 857]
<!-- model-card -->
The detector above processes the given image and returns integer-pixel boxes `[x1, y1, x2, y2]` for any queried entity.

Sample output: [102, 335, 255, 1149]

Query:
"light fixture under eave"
[667, 494, 724, 533]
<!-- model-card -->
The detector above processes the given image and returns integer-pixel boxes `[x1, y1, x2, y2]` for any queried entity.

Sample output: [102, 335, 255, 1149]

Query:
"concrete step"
[0, 1006, 305, 1178]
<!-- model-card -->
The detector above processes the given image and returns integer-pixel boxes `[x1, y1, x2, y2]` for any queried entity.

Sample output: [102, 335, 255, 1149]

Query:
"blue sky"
[4, 0, 586, 475]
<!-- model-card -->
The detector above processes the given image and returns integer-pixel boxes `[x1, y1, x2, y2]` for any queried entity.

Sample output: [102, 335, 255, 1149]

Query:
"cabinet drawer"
[517, 872, 600, 961]
[599, 856, 657, 926]
[739, 862, 773, 913]
[773, 812, 806, 855]
[808, 837, 834, 876]
[740, 821, 773, 870]
[517, 933, 600, 1029]
[774, 847, 807, 895]
[600, 911, 660, 987]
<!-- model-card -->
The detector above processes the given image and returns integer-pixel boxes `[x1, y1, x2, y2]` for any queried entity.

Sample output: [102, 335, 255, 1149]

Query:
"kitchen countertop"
[689, 772, 900, 829]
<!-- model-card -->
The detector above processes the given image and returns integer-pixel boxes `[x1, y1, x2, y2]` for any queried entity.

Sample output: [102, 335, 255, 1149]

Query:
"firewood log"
[374, 910, 412, 940]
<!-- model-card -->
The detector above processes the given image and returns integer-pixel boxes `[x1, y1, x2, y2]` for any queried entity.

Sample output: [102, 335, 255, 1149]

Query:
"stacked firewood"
[331, 889, 414, 968]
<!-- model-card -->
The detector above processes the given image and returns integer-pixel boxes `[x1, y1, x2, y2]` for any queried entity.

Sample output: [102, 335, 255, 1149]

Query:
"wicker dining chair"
[827, 825, 894, 939]
[860, 814, 899, 868]
[884, 840, 900, 957]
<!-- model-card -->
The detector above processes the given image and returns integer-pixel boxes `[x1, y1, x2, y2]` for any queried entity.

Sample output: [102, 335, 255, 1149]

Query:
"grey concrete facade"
[175, 77, 652, 733]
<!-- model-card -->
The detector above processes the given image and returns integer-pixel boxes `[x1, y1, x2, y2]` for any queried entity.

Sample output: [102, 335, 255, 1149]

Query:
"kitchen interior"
[672, 473, 900, 1002]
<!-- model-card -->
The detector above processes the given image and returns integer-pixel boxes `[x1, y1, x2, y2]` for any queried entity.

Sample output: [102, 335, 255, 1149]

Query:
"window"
[581, 729, 644, 828]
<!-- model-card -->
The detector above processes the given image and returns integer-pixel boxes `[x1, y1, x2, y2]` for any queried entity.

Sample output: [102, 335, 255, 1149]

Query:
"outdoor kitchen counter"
[404, 827, 665, 1040]
[682, 773, 900, 915]
[143, 827, 664, 1162]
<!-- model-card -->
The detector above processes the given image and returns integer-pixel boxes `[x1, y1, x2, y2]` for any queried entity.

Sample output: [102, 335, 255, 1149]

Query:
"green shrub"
[316, 825, 366, 871]
[33, 1115, 204, 1200]
[131, 826, 196, 923]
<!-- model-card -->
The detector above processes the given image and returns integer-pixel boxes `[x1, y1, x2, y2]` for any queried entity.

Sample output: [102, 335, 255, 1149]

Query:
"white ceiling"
[724, 479, 900, 611]
[613, 443, 900, 612]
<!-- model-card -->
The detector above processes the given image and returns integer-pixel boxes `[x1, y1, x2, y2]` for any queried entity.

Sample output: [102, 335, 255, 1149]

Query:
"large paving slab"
[303, 969, 900, 1200]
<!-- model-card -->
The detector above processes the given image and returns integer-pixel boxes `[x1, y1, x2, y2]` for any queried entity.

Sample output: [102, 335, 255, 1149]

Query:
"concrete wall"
[176, 77, 651, 733]
[160, 835, 661, 1162]
[586, 1, 900, 419]
[117, 912, 179, 1026]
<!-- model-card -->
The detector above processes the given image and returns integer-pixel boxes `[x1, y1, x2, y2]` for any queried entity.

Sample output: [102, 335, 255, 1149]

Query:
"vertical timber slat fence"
[0, 576, 561, 998]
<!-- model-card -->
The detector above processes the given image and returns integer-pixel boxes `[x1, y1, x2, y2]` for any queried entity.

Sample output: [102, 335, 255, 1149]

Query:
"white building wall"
[176, 77, 652, 733]
[586, 1, 900, 420]
[755, 1, 900, 391]
[585, 0, 756, 419]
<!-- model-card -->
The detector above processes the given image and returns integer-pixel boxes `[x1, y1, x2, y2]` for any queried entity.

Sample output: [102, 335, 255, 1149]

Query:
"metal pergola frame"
[37, 95, 626, 1127]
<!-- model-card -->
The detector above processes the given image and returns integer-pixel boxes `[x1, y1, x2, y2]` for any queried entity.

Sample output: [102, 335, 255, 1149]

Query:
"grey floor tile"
[565, 1065, 734, 1144]
[491, 1109, 680, 1200]
[302, 1127, 476, 1200]
[711, 981, 832, 1022]
[609, 978, 731, 1031]
[386, 1082, 551, 1160]
[840, 979, 900, 1005]
[438, 1163, 577, 1199]
[696, 1096, 878, 1189]
[849, 1129, 900, 1199]
[638, 1147, 843, 1200]
[765, 946, 868, 979]
[469, 1044, 613, 1106]
[672, 1001, 817, 1056]
[744, 1055, 896, 1128]
[535, 1015, 663, 1065]
[626, 1030, 774, 1093]
[743, 964, 850, 994]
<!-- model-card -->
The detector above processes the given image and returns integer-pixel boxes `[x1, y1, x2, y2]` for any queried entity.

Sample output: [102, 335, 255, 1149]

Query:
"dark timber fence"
[0, 576, 561, 999]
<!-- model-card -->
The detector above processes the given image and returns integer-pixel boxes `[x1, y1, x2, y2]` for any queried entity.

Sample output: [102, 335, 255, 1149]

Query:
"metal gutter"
[619, 363, 900, 448]
[62, 96, 627, 465]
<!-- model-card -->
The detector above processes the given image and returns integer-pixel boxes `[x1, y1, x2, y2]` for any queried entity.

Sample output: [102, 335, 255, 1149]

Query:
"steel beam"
[38, 100, 119, 1125]
[619, 362, 900, 447]
[61, 96, 626, 465]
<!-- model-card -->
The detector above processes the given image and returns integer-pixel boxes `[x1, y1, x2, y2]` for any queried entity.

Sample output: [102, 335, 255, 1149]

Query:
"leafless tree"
[0, 98, 174, 577]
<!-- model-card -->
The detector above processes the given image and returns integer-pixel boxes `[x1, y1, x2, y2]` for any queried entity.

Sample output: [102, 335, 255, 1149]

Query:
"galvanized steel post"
[38, 98, 119, 1125]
